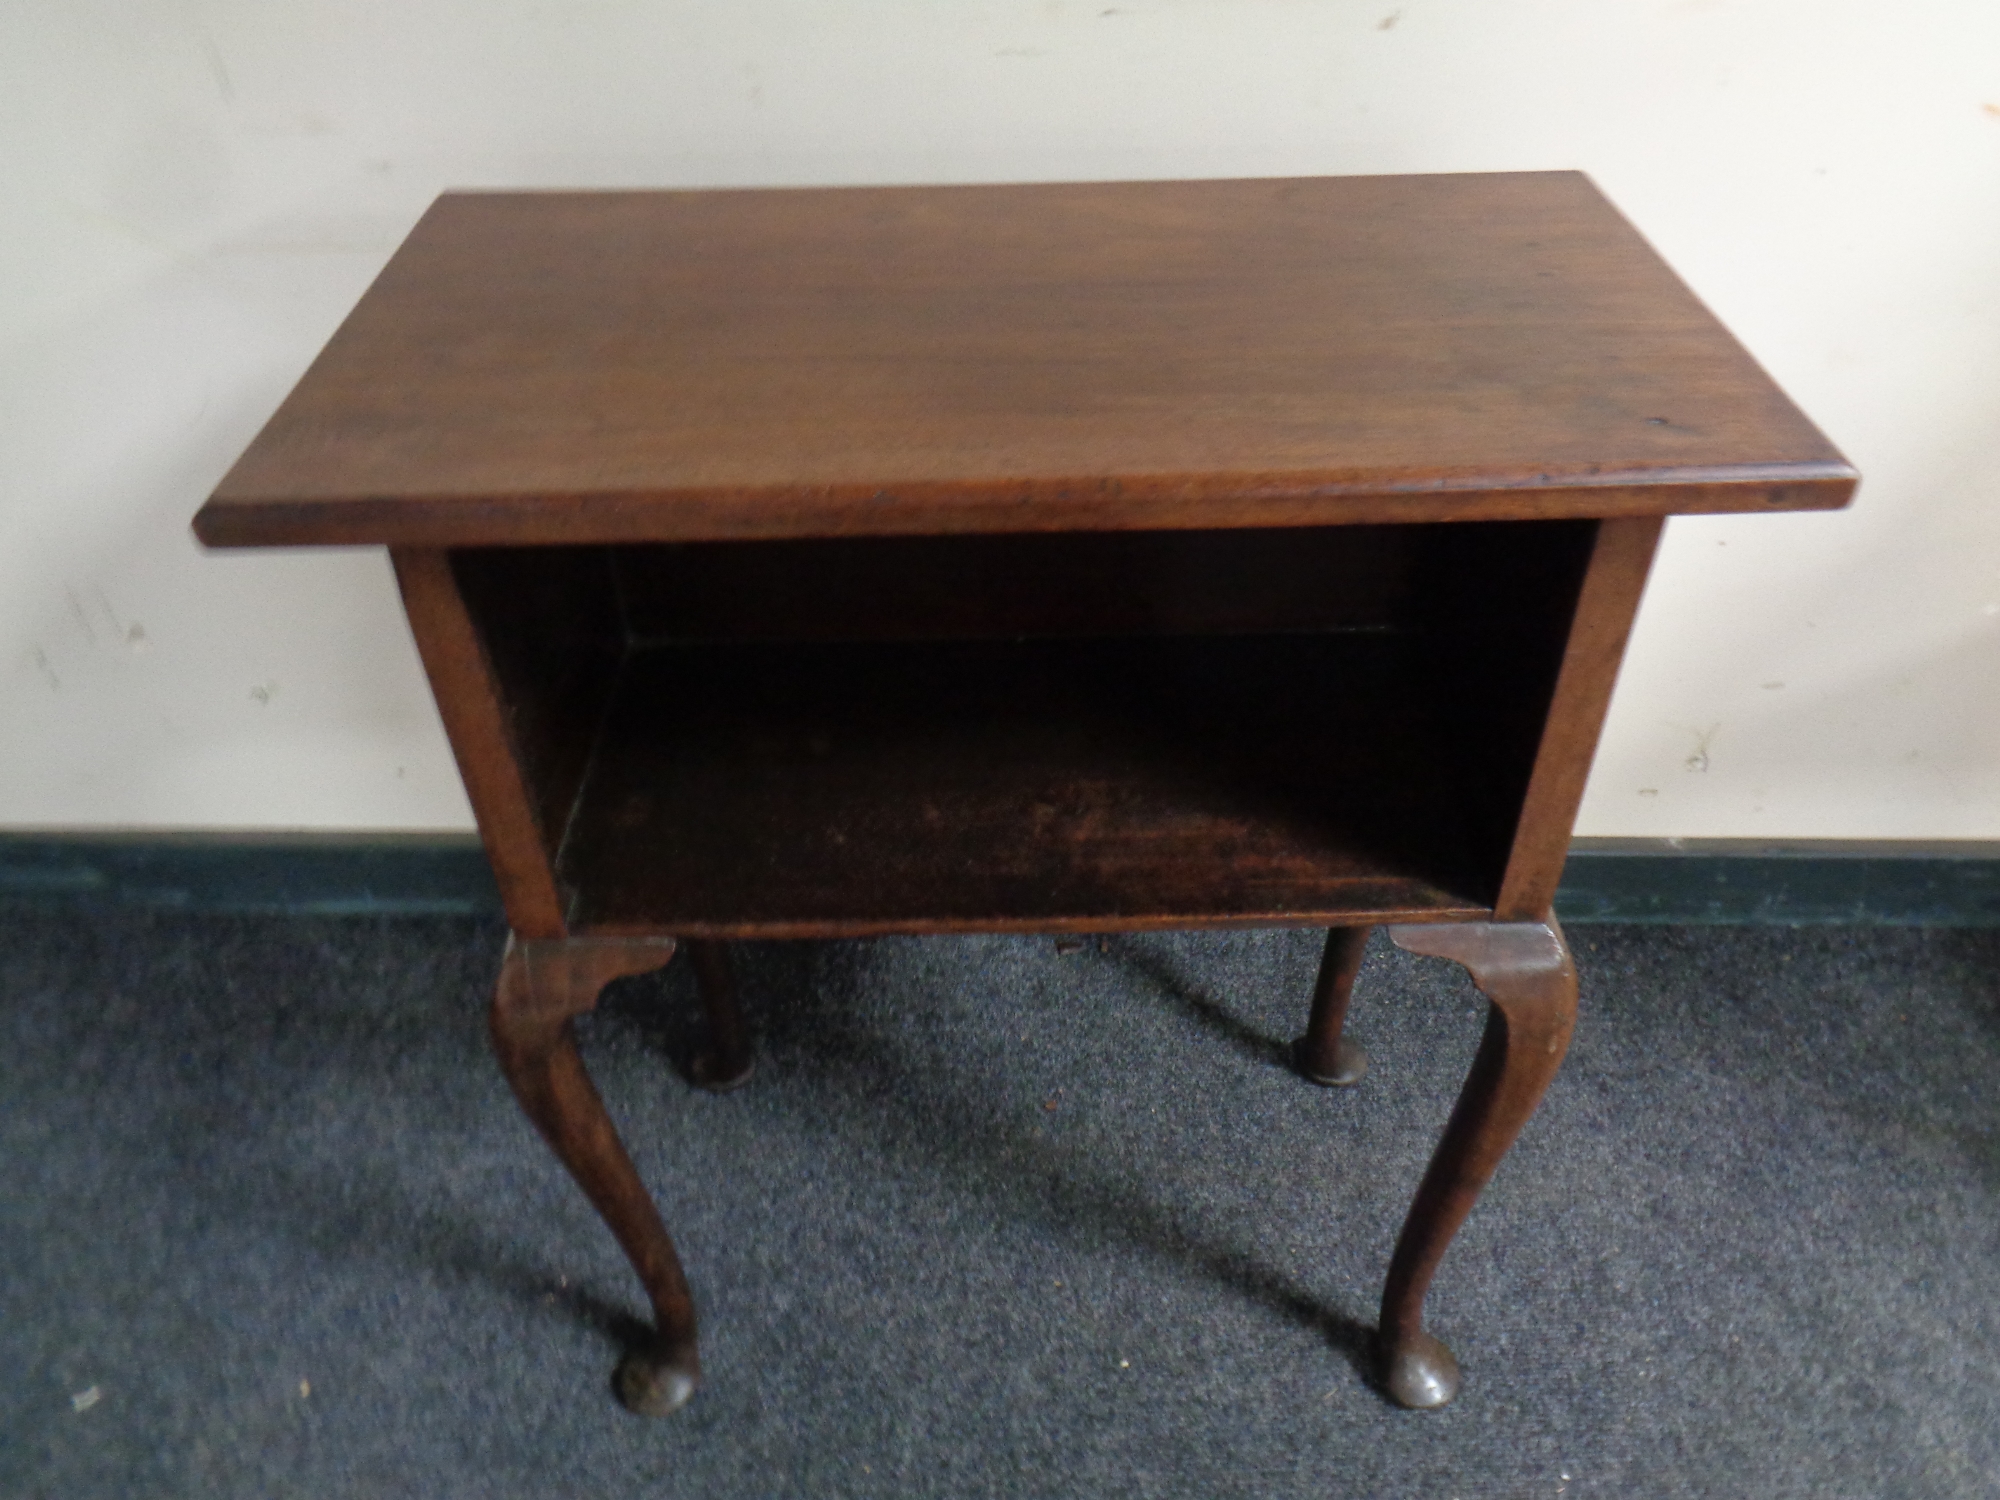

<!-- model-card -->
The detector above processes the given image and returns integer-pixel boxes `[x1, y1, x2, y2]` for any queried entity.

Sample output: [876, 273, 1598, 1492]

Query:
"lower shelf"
[557, 634, 1499, 937]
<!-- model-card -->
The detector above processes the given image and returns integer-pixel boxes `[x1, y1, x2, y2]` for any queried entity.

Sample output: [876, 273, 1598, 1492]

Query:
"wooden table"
[195, 173, 1855, 1413]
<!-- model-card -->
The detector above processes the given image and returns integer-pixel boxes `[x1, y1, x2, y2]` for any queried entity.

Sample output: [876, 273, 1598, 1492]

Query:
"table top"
[195, 173, 1854, 549]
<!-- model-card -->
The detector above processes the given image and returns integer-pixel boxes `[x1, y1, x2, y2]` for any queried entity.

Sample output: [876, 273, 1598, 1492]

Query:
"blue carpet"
[2, 910, 1996, 1497]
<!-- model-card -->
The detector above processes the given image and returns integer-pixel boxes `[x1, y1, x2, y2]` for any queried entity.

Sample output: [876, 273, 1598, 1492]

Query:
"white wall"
[4, 0, 1997, 836]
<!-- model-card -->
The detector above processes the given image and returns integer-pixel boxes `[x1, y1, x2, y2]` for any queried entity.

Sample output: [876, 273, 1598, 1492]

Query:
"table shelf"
[558, 633, 1494, 937]
[447, 520, 1600, 938]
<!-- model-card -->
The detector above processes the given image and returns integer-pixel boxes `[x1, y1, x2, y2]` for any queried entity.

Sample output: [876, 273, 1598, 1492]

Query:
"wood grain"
[558, 635, 1496, 938]
[1493, 516, 1667, 920]
[449, 547, 625, 876]
[389, 547, 569, 937]
[197, 175, 1855, 549]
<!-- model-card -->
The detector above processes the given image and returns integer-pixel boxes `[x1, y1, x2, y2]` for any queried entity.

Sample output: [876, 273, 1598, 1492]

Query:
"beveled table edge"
[194, 464, 1857, 550]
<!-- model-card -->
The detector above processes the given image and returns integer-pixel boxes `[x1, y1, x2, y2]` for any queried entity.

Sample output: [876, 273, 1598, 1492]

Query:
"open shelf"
[556, 633, 1490, 936]
[449, 523, 1597, 938]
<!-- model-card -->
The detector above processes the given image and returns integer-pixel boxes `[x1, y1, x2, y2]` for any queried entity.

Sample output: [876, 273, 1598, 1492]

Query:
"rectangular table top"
[195, 173, 1854, 549]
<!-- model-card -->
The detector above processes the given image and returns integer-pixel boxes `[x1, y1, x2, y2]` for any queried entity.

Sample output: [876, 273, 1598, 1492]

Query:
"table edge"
[193, 463, 1858, 549]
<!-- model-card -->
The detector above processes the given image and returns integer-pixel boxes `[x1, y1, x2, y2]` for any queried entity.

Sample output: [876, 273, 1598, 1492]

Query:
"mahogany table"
[195, 173, 1855, 1413]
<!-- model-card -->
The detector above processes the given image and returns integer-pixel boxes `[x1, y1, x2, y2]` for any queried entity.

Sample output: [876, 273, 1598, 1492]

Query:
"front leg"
[1375, 919, 1578, 1409]
[491, 933, 698, 1415]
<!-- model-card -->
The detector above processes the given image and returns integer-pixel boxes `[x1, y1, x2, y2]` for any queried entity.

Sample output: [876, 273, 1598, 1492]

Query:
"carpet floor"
[2, 908, 1996, 1498]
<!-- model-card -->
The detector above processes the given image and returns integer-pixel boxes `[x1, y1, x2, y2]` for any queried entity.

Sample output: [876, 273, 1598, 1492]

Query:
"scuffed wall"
[2, 1, 1995, 834]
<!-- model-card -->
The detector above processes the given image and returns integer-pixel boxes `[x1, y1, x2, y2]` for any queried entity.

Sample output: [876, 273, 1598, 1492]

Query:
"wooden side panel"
[1414, 520, 1599, 906]
[390, 547, 570, 937]
[449, 547, 627, 865]
[1492, 517, 1666, 920]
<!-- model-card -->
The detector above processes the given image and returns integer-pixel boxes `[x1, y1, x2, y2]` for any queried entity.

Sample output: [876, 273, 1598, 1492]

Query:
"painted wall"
[4, 1, 1997, 836]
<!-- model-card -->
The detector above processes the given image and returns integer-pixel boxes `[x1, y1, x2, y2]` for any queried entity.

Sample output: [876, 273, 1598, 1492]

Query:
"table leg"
[490, 933, 701, 1416]
[682, 939, 756, 1092]
[1293, 925, 1371, 1086]
[1375, 919, 1578, 1409]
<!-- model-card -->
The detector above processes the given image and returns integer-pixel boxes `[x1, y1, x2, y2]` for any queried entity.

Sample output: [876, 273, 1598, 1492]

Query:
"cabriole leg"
[682, 939, 755, 1092]
[1293, 925, 1372, 1086]
[491, 934, 699, 1415]
[1375, 919, 1578, 1409]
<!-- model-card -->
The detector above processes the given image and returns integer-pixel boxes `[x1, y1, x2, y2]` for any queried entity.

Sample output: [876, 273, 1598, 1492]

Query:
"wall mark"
[92, 586, 126, 640]
[1682, 723, 1719, 773]
[65, 587, 98, 648]
[187, 6, 236, 103]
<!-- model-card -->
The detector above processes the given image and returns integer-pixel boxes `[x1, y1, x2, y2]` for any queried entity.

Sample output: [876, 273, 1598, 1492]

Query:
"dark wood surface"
[424, 518, 1604, 940]
[559, 634, 1495, 938]
[448, 546, 624, 902]
[389, 548, 569, 937]
[196, 174, 1853, 549]
[611, 526, 1424, 644]
[1493, 515, 1665, 919]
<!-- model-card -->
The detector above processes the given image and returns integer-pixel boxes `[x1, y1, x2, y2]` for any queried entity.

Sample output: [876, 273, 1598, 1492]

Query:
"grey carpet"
[2, 909, 1995, 1498]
